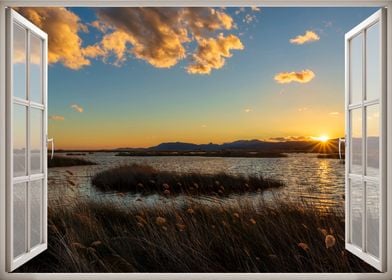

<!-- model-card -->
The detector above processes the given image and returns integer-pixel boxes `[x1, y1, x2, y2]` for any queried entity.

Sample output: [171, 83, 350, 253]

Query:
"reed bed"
[91, 164, 283, 196]
[48, 155, 97, 168]
[17, 196, 375, 273]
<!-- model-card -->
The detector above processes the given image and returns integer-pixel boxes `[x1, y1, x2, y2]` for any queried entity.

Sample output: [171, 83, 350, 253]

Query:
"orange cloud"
[329, 111, 340, 117]
[244, 108, 252, 113]
[71, 104, 84, 113]
[187, 34, 244, 75]
[267, 136, 313, 142]
[290, 30, 320, 45]
[16, 7, 90, 70]
[88, 8, 242, 73]
[49, 115, 65, 121]
[17, 8, 244, 74]
[274, 69, 315, 84]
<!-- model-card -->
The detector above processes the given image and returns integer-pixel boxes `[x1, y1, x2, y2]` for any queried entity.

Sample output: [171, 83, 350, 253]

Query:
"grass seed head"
[325, 235, 336, 249]
[156, 216, 167, 226]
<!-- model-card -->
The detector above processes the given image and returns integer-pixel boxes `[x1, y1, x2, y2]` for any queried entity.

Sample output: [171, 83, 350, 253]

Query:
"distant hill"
[118, 138, 340, 154]
[57, 139, 342, 154]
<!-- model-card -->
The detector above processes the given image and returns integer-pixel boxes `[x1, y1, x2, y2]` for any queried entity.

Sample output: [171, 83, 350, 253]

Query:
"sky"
[17, 7, 379, 149]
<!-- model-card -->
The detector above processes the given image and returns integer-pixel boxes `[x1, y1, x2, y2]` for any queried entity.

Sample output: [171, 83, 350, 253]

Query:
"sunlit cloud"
[187, 34, 244, 75]
[71, 104, 84, 113]
[244, 108, 253, 113]
[17, 7, 244, 74]
[86, 8, 243, 73]
[17, 7, 90, 70]
[298, 107, 309, 112]
[49, 115, 65, 121]
[290, 30, 320, 45]
[274, 69, 315, 84]
[267, 136, 313, 142]
[201, 124, 207, 128]
[329, 111, 340, 117]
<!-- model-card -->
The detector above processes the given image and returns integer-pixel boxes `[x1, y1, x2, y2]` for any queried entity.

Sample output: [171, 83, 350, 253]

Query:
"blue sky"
[18, 7, 379, 149]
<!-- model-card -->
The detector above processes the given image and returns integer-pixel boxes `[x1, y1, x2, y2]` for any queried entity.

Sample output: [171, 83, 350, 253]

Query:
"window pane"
[30, 180, 42, 248]
[30, 34, 43, 104]
[350, 33, 363, 104]
[350, 109, 362, 174]
[366, 105, 380, 177]
[13, 23, 27, 100]
[13, 182, 26, 258]
[351, 178, 363, 248]
[366, 180, 380, 258]
[366, 22, 380, 101]
[31, 109, 43, 174]
[14, 105, 27, 177]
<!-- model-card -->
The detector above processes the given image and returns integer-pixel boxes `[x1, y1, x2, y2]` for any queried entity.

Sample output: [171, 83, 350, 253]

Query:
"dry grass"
[91, 164, 283, 196]
[17, 197, 376, 273]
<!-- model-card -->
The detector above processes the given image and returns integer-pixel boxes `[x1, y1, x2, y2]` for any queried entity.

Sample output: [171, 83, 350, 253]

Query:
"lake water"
[48, 153, 345, 212]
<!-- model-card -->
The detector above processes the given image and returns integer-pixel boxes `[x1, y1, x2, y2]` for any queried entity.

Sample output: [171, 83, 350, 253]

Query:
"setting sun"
[313, 135, 330, 143]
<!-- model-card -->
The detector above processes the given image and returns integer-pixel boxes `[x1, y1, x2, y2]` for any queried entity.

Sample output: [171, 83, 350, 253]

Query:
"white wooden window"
[6, 9, 48, 271]
[345, 8, 387, 272]
[0, 2, 390, 279]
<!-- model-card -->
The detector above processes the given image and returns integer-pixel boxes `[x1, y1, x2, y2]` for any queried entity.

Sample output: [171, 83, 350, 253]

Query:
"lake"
[48, 152, 345, 212]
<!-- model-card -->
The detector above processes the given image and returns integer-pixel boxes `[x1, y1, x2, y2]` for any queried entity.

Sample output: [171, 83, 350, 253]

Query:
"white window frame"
[0, 0, 392, 279]
[345, 9, 387, 271]
[6, 8, 48, 272]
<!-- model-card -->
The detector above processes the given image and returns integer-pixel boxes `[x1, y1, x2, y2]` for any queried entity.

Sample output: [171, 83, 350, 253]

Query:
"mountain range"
[116, 138, 340, 154]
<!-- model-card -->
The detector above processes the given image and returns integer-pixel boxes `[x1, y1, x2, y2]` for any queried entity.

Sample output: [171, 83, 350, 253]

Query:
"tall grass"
[91, 164, 283, 196]
[17, 197, 375, 273]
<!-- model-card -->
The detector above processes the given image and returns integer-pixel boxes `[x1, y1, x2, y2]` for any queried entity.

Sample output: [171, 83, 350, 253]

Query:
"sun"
[313, 135, 330, 143]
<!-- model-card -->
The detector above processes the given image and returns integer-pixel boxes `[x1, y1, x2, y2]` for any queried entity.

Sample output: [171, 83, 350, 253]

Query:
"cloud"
[235, 7, 245, 15]
[267, 136, 313, 142]
[329, 111, 341, 117]
[201, 124, 207, 128]
[274, 69, 315, 84]
[243, 14, 256, 24]
[16, 8, 90, 70]
[87, 8, 242, 73]
[186, 34, 244, 75]
[17, 8, 244, 74]
[298, 107, 309, 112]
[71, 104, 84, 113]
[244, 108, 252, 113]
[49, 115, 65, 121]
[290, 30, 320, 45]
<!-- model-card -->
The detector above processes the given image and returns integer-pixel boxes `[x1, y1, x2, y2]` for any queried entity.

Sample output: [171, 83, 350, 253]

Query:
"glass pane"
[30, 34, 43, 103]
[14, 105, 27, 177]
[13, 23, 26, 100]
[350, 33, 363, 104]
[350, 109, 362, 174]
[13, 182, 26, 258]
[366, 180, 380, 258]
[366, 105, 380, 177]
[366, 22, 380, 101]
[31, 109, 43, 174]
[351, 178, 363, 248]
[30, 180, 42, 248]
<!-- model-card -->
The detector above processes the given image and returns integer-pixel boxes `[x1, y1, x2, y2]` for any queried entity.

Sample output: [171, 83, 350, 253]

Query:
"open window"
[6, 8, 48, 271]
[0, 4, 390, 277]
[345, 8, 387, 271]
